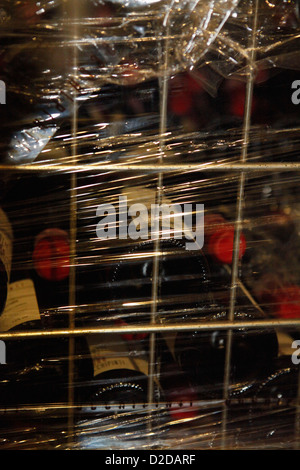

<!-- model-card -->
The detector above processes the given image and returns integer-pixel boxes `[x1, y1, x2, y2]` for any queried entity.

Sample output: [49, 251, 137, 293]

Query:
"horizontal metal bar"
[0, 396, 296, 415]
[0, 400, 224, 415]
[1, 319, 300, 340]
[2, 162, 300, 173]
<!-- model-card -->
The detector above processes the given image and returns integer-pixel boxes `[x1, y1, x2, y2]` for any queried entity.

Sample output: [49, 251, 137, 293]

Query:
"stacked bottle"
[0, 173, 73, 409]
[0, 207, 12, 315]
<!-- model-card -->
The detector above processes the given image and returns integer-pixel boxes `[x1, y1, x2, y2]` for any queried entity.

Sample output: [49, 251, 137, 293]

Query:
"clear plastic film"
[1, 0, 300, 451]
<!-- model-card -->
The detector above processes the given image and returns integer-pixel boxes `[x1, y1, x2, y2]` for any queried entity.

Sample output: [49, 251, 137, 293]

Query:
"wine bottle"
[0, 278, 70, 407]
[0, 207, 12, 315]
[3, 171, 72, 317]
[32, 227, 71, 313]
[73, 333, 167, 449]
[76, 333, 150, 406]
[173, 309, 279, 399]
[246, 356, 300, 448]
[157, 333, 200, 422]
[202, 211, 247, 304]
[109, 237, 212, 342]
[0, 172, 73, 406]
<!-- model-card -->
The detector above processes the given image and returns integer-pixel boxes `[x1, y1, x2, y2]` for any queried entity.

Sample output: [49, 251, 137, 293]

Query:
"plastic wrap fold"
[1, 0, 300, 451]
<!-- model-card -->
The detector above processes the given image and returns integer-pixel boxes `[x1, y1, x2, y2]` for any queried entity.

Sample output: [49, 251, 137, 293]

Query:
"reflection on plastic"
[0, 0, 300, 452]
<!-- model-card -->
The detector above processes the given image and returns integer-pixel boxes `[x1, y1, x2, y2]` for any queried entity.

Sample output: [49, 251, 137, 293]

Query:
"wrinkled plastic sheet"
[1, 0, 300, 451]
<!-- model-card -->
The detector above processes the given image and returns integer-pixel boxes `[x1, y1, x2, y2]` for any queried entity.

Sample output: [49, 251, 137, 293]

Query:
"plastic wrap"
[1, 0, 300, 451]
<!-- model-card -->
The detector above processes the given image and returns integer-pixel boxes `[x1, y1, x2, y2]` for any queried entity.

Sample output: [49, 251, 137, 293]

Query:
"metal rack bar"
[2, 162, 300, 172]
[2, 1, 300, 450]
[221, 0, 260, 449]
[0, 397, 296, 415]
[1, 318, 300, 340]
[67, 0, 80, 444]
[147, 26, 170, 408]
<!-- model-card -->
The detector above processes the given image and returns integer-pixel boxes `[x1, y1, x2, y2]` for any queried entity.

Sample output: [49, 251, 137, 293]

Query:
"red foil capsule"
[205, 213, 246, 264]
[272, 286, 300, 319]
[33, 228, 70, 281]
[225, 80, 257, 119]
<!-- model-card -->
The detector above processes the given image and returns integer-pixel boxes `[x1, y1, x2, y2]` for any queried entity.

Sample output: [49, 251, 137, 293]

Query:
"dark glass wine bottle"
[157, 332, 200, 423]
[76, 333, 149, 406]
[246, 356, 300, 449]
[0, 173, 73, 407]
[3, 171, 72, 317]
[109, 237, 212, 340]
[73, 331, 158, 449]
[0, 277, 70, 407]
[173, 309, 279, 399]
[0, 207, 12, 315]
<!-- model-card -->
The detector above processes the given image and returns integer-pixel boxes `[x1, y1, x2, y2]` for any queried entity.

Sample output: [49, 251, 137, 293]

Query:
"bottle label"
[0, 208, 13, 280]
[0, 279, 40, 331]
[87, 334, 149, 378]
[277, 330, 296, 356]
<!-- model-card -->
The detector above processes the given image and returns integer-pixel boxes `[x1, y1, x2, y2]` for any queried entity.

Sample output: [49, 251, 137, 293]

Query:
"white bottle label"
[277, 330, 296, 356]
[0, 208, 13, 280]
[87, 333, 148, 378]
[0, 279, 41, 331]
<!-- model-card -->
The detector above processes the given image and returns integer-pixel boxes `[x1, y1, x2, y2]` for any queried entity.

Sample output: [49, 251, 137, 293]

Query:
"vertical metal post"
[147, 25, 170, 411]
[67, 0, 80, 445]
[221, 0, 259, 449]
